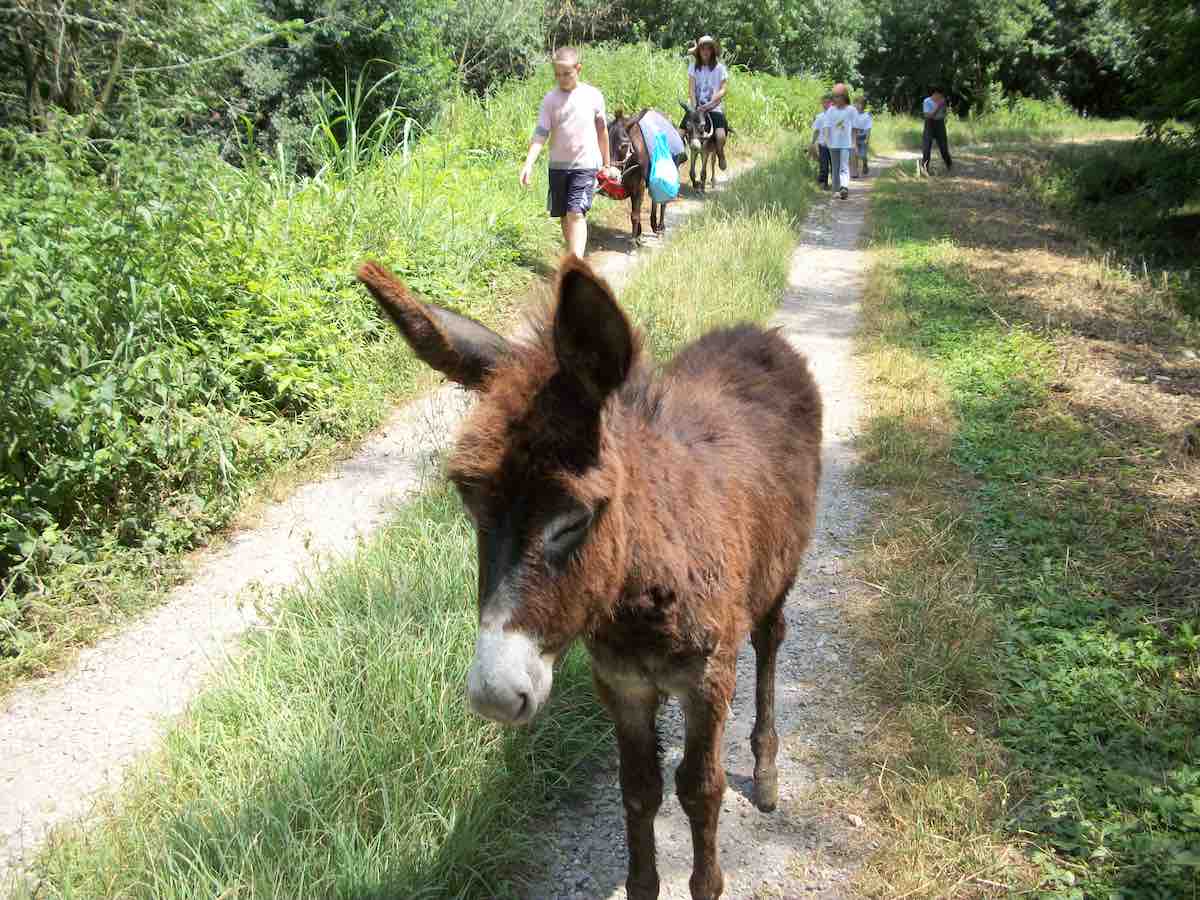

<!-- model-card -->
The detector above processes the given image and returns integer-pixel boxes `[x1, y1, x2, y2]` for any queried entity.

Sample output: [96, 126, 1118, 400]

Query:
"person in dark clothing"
[920, 88, 952, 175]
[810, 94, 833, 189]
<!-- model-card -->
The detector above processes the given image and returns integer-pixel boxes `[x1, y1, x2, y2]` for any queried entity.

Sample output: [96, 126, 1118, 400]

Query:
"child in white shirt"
[822, 84, 856, 199]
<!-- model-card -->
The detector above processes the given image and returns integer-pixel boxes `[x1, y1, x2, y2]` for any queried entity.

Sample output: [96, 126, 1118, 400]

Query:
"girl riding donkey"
[680, 35, 730, 191]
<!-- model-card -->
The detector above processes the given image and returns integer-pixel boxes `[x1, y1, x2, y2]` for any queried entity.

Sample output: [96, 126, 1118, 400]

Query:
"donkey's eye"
[543, 508, 594, 563]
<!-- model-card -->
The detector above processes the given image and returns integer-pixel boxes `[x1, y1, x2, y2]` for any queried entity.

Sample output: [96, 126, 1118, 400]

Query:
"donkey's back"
[661, 322, 822, 490]
[638, 322, 822, 627]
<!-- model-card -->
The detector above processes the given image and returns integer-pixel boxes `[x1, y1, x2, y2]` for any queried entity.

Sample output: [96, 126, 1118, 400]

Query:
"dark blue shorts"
[547, 168, 597, 218]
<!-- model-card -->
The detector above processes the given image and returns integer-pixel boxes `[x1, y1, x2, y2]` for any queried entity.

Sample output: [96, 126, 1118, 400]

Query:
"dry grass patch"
[844, 151, 1200, 897]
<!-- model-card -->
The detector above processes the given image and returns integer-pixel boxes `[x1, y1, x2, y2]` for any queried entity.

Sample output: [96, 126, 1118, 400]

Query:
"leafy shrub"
[0, 109, 557, 660]
[0, 45, 822, 672]
[0, 0, 267, 131]
[1, 126, 257, 595]
[238, 0, 458, 167]
[1033, 138, 1200, 239]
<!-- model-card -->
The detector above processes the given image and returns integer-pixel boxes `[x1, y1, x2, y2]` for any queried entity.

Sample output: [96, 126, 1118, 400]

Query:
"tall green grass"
[19, 137, 819, 899]
[20, 483, 608, 900]
[0, 44, 822, 686]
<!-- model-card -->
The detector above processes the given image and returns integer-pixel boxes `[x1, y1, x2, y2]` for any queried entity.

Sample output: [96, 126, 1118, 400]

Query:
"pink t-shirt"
[534, 83, 606, 170]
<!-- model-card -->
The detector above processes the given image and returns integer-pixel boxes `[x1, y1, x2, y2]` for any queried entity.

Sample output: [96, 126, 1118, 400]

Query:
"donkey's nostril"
[515, 690, 531, 719]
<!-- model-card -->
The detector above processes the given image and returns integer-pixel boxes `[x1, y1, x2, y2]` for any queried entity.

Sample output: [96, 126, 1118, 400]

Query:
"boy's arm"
[520, 98, 551, 187]
[520, 137, 546, 187]
[594, 90, 612, 173]
[594, 116, 611, 170]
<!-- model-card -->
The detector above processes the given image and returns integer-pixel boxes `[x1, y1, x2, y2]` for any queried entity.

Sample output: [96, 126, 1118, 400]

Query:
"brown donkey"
[355, 256, 822, 899]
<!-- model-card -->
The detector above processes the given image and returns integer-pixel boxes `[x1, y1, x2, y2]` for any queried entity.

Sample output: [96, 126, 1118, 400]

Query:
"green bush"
[0, 44, 821, 675]
[0, 110, 558, 663]
[0, 0, 268, 131]
[240, 0, 459, 166]
[1, 127, 261, 590]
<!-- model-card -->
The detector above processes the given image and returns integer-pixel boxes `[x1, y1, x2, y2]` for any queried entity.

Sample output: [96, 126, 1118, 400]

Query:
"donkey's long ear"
[356, 261, 509, 390]
[553, 256, 633, 408]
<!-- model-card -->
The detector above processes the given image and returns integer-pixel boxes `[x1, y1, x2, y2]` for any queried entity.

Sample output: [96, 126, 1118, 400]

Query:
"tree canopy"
[0, 0, 1195, 158]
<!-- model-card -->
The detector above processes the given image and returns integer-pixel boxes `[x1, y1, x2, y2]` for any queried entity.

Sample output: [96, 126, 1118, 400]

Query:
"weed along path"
[0, 169, 747, 887]
[524, 159, 911, 900]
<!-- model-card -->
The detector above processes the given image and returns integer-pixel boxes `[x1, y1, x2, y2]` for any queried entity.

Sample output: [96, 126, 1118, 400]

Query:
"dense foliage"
[2, 0, 1192, 132]
[1120, 0, 1200, 128]
[0, 42, 819, 670]
[0, 0, 267, 130]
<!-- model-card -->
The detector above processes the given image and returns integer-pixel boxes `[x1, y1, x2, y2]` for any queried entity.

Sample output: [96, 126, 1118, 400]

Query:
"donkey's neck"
[610, 405, 730, 599]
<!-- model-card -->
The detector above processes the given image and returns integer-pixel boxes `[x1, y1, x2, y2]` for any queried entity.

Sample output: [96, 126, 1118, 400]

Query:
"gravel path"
[0, 167, 744, 890]
[522, 161, 903, 900]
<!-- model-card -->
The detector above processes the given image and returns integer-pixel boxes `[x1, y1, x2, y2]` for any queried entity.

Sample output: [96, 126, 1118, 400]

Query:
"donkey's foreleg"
[630, 186, 644, 244]
[750, 588, 790, 812]
[597, 675, 663, 899]
[677, 664, 734, 900]
[651, 201, 665, 235]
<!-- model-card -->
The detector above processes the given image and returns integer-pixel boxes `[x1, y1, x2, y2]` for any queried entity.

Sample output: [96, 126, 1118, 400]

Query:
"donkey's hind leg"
[750, 585, 791, 812]
[651, 201, 665, 235]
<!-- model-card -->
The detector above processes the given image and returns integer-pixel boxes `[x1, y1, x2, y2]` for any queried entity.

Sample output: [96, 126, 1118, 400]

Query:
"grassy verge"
[866, 104, 1138, 158]
[999, 139, 1200, 318]
[849, 154, 1199, 897]
[0, 44, 822, 689]
[18, 138, 818, 899]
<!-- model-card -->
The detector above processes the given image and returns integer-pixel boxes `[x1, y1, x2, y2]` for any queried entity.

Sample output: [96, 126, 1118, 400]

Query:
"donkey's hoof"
[626, 875, 660, 900]
[753, 769, 779, 812]
[689, 868, 724, 900]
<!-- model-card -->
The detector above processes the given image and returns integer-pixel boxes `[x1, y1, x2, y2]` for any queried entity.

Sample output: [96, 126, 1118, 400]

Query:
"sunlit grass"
[866, 109, 1139, 157]
[848, 165, 1200, 898]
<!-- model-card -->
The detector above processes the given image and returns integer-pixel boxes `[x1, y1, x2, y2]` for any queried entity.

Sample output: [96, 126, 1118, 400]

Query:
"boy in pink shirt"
[519, 47, 617, 258]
